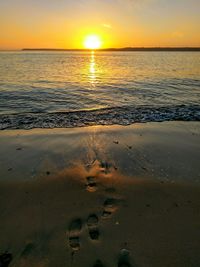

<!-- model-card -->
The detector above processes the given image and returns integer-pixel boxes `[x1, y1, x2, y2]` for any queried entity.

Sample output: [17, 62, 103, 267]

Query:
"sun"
[84, 35, 102, 49]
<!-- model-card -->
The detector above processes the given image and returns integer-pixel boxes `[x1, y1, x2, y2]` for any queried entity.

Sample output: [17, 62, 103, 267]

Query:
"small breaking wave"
[0, 104, 200, 130]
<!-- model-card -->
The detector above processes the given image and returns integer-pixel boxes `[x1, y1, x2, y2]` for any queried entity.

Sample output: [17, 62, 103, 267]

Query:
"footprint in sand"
[68, 219, 82, 251]
[86, 176, 98, 192]
[93, 259, 104, 267]
[87, 214, 100, 240]
[92, 249, 132, 267]
[118, 249, 132, 267]
[99, 161, 112, 174]
[102, 198, 119, 219]
[0, 252, 12, 267]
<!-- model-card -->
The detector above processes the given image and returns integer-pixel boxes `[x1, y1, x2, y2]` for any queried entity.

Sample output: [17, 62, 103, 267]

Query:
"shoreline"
[1, 104, 200, 130]
[0, 121, 200, 267]
[22, 47, 200, 52]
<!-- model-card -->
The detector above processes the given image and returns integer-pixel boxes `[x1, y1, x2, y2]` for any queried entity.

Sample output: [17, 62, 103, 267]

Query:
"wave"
[0, 104, 200, 130]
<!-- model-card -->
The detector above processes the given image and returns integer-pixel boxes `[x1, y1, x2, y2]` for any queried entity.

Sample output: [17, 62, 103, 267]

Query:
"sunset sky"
[0, 0, 200, 50]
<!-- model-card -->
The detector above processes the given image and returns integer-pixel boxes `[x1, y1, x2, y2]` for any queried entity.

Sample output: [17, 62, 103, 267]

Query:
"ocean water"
[0, 51, 199, 129]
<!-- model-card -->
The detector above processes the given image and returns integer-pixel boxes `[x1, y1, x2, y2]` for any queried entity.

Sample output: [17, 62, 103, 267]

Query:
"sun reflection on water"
[89, 51, 96, 86]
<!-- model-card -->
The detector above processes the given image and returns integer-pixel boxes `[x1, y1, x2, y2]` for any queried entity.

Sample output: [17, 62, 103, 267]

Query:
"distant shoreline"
[21, 47, 200, 52]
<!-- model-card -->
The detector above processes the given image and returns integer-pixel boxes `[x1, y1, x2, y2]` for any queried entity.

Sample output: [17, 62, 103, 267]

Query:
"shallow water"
[0, 51, 200, 128]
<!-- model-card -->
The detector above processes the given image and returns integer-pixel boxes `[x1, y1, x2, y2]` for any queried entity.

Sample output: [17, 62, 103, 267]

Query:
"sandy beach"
[0, 121, 200, 267]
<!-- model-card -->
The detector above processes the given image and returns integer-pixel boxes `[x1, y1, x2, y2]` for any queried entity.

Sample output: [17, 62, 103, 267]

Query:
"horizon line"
[0, 46, 200, 52]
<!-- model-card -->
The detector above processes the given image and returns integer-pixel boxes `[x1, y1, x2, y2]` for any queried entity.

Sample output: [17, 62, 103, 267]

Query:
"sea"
[0, 51, 199, 129]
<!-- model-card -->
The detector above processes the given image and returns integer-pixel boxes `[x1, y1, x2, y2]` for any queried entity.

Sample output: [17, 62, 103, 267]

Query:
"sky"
[0, 0, 200, 49]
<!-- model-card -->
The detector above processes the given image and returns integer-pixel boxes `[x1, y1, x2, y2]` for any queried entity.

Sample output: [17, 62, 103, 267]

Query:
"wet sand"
[0, 122, 200, 267]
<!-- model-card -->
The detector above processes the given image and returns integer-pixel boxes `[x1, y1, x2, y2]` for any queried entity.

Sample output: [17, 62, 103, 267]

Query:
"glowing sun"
[84, 35, 102, 49]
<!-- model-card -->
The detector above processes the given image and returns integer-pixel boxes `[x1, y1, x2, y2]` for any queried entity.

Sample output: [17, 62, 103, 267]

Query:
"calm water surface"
[0, 51, 199, 128]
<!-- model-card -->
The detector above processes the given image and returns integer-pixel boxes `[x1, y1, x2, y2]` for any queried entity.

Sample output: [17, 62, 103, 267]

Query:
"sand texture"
[0, 122, 200, 267]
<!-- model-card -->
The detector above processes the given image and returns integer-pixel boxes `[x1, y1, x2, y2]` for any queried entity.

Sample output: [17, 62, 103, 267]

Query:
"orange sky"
[0, 0, 200, 49]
